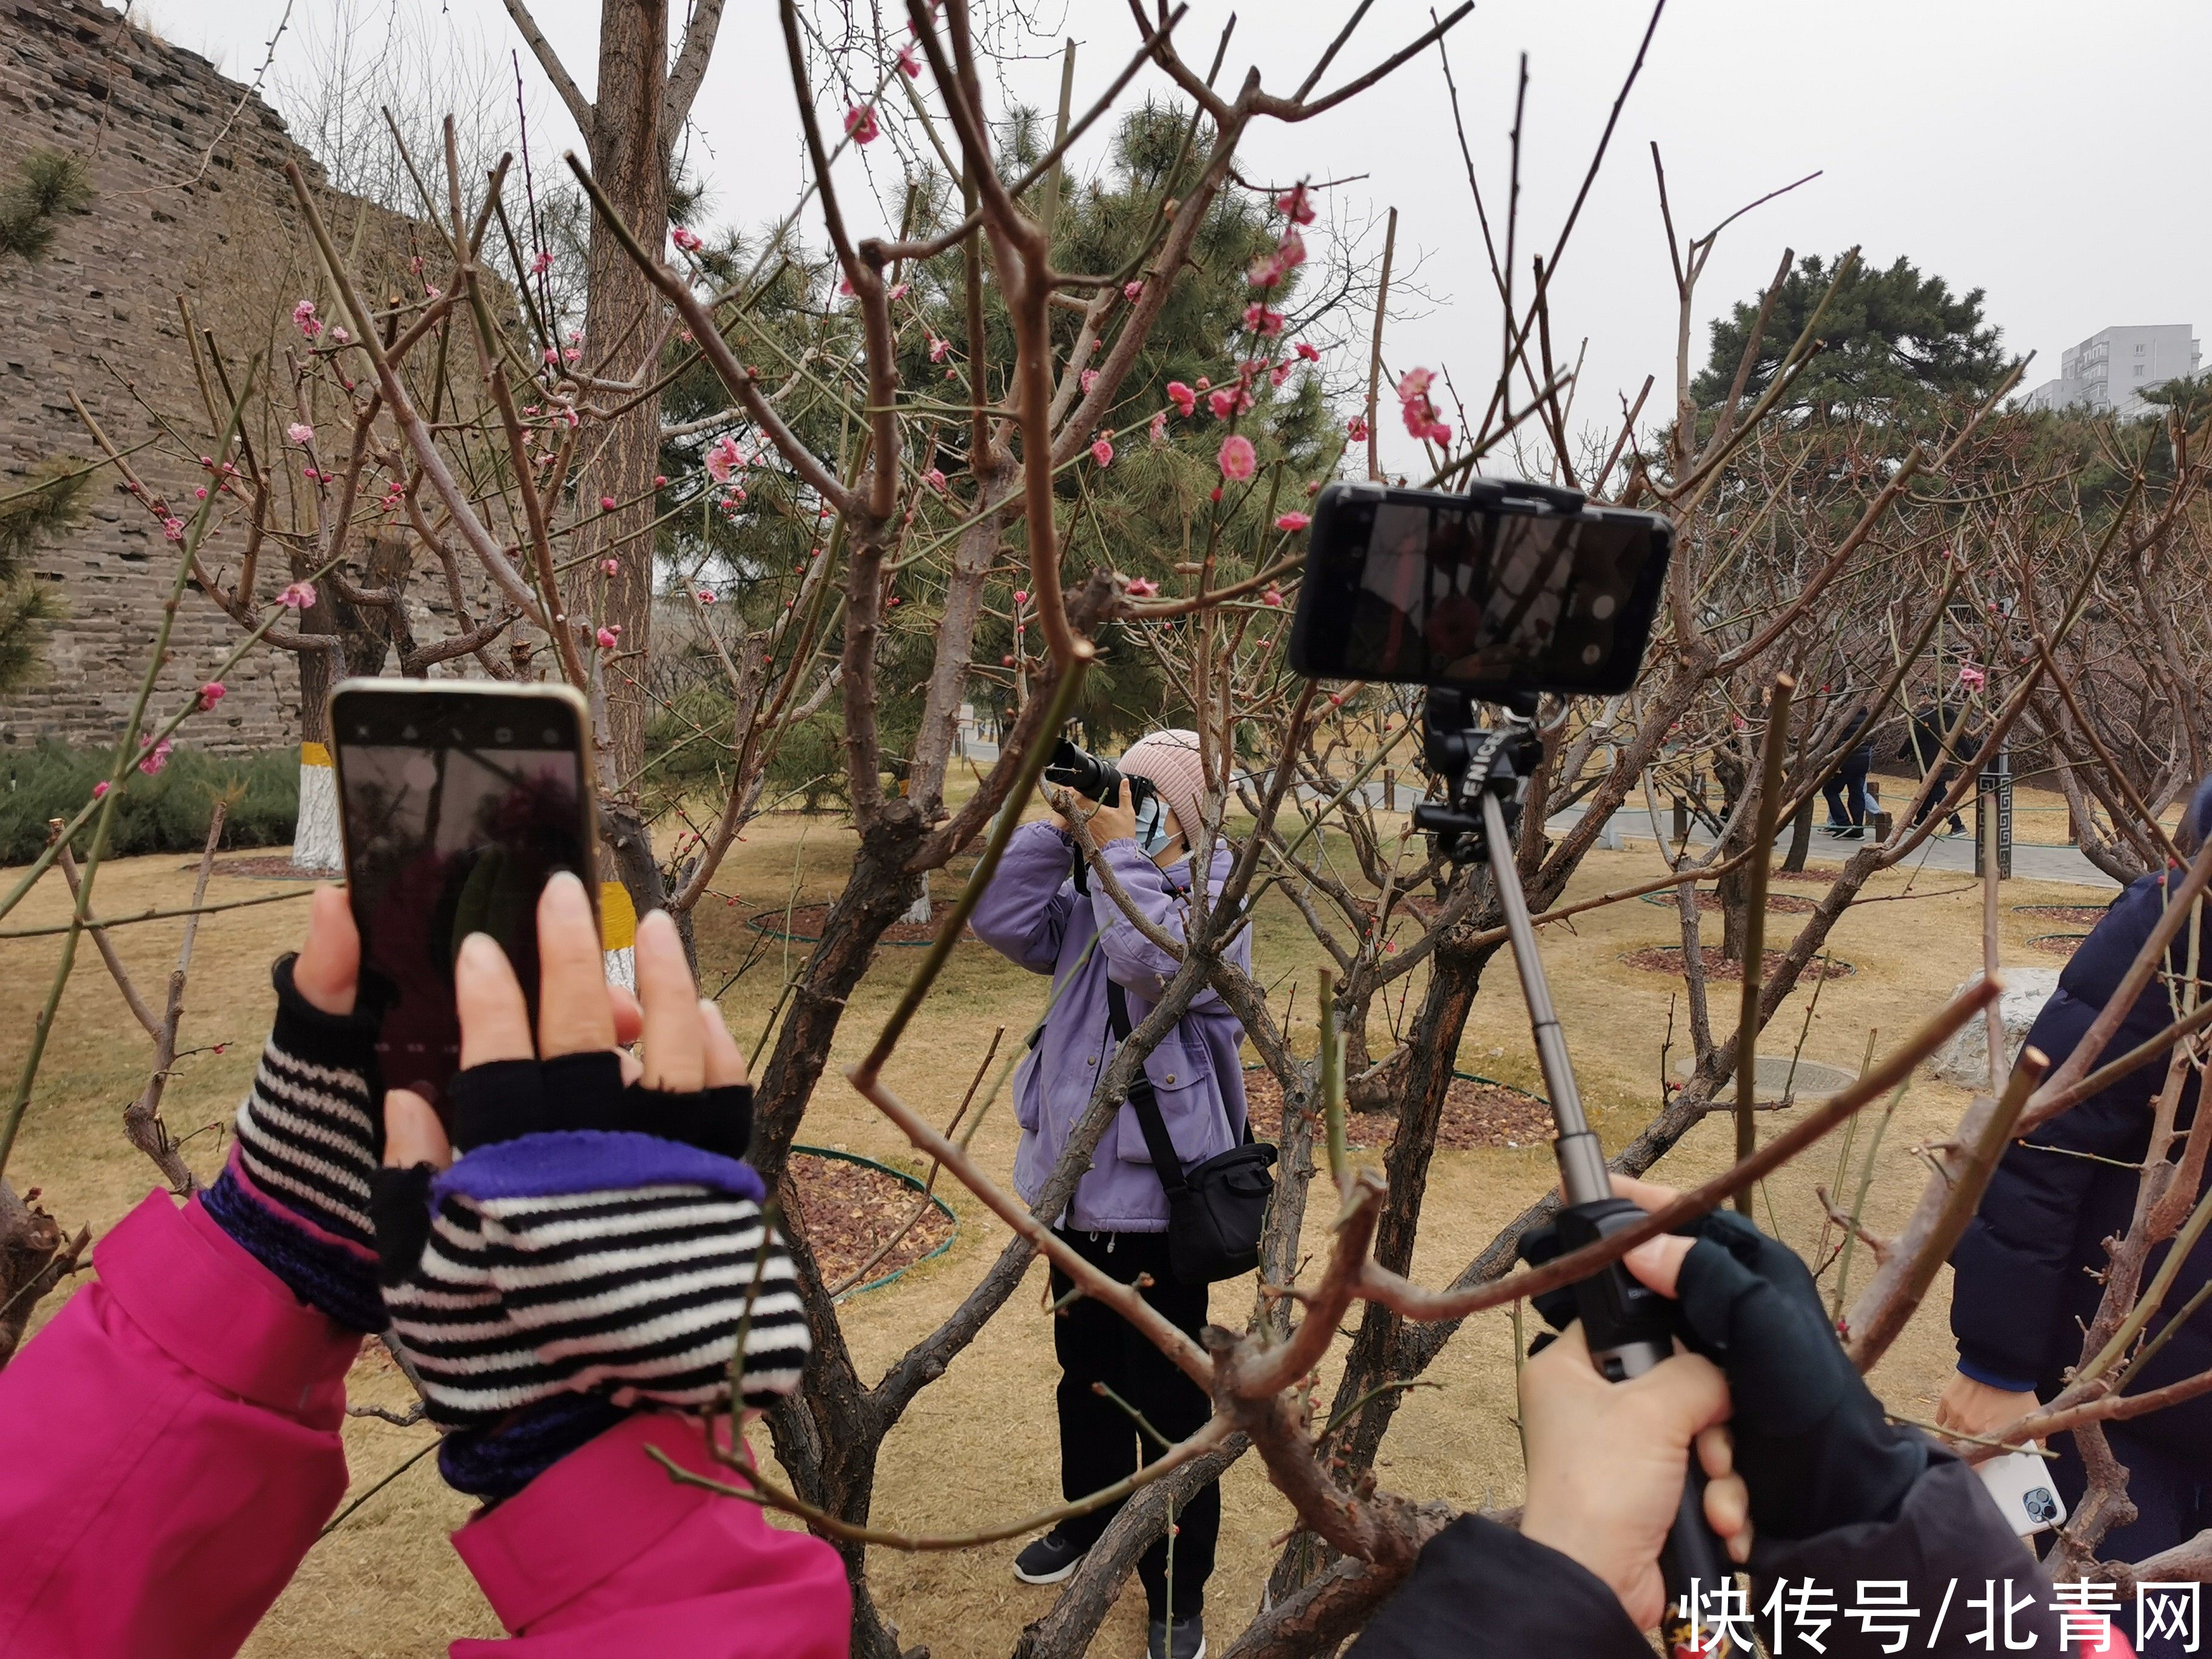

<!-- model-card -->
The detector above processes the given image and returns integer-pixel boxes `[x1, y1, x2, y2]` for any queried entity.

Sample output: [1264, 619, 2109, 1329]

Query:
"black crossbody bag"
[1105, 980, 1278, 1284]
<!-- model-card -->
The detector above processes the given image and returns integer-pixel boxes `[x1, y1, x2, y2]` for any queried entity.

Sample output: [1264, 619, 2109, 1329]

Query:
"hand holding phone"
[330, 682, 602, 1113]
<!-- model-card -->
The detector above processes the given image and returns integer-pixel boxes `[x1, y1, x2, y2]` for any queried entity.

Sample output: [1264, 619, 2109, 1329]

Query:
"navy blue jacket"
[1948, 782, 2212, 1455]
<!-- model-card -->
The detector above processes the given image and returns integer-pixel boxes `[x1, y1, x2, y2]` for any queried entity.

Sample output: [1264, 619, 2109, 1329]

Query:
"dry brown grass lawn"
[0, 794, 2110, 1658]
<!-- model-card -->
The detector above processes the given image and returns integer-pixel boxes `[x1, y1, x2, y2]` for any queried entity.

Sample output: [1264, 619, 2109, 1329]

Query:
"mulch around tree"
[2028, 934, 2086, 958]
[202, 855, 326, 881]
[786, 1152, 955, 1288]
[1241, 1068, 1557, 1151]
[2016, 905, 2110, 928]
[1620, 945, 1855, 982]
[1768, 866, 1848, 885]
[1642, 889, 1818, 915]
[750, 903, 974, 947]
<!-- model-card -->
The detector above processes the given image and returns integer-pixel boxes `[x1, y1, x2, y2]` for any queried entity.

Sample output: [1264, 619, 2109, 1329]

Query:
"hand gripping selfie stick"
[1413, 689, 1731, 1656]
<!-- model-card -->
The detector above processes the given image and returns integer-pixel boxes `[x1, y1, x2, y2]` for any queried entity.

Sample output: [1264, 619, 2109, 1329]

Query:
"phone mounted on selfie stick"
[1287, 480, 1726, 1652]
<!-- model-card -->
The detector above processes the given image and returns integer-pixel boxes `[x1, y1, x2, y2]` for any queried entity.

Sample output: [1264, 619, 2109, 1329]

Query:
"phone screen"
[1290, 485, 1670, 695]
[332, 686, 595, 1109]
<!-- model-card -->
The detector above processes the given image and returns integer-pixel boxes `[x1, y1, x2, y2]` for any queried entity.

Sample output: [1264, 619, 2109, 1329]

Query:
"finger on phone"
[1610, 1172, 1681, 1210]
[455, 931, 535, 1067]
[635, 909, 705, 1091]
[608, 982, 644, 1046]
[293, 886, 361, 1016]
[536, 871, 616, 1058]
[700, 998, 748, 1088]
[383, 1088, 454, 1171]
[1622, 1232, 1695, 1298]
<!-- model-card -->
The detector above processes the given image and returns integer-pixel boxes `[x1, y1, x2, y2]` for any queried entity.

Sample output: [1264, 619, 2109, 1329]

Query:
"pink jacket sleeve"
[0, 1191, 851, 1659]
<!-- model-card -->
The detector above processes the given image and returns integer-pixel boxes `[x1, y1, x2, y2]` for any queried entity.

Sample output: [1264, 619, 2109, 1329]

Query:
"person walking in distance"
[1820, 692, 1877, 839]
[970, 729, 1249, 1659]
[1905, 687, 1976, 835]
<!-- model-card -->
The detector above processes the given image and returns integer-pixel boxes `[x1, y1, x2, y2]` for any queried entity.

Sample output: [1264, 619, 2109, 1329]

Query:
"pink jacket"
[0, 1190, 850, 1658]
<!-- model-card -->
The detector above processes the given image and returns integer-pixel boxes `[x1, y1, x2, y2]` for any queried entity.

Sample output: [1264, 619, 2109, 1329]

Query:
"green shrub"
[0, 741, 298, 866]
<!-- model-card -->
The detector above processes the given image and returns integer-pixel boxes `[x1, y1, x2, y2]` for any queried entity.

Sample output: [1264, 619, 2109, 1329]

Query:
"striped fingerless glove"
[199, 954, 386, 1332]
[372, 1051, 810, 1433]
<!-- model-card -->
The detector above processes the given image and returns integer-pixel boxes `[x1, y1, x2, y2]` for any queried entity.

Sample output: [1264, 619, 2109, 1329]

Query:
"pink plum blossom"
[1123, 280, 1144, 301]
[844, 104, 879, 144]
[1242, 303, 1284, 336]
[92, 780, 109, 800]
[278, 581, 317, 609]
[1081, 368, 1099, 394]
[531, 250, 553, 275]
[292, 299, 322, 339]
[928, 336, 949, 362]
[1126, 577, 1158, 598]
[897, 44, 922, 78]
[1347, 415, 1370, 442]
[1295, 341, 1320, 363]
[1090, 437, 1114, 468]
[705, 435, 742, 483]
[1958, 665, 1987, 690]
[888, 281, 910, 300]
[671, 226, 703, 252]
[1166, 381, 1196, 418]
[198, 681, 227, 710]
[1274, 512, 1310, 532]
[1148, 411, 1169, 446]
[598, 495, 617, 512]
[925, 468, 948, 492]
[596, 626, 619, 649]
[1218, 434, 1256, 481]
[697, 589, 717, 603]
[286, 423, 313, 444]
[138, 737, 172, 776]
[1012, 591, 1029, 605]
[602, 559, 620, 576]
[161, 517, 186, 541]
[1262, 588, 1285, 607]
[1276, 182, 1315, 225]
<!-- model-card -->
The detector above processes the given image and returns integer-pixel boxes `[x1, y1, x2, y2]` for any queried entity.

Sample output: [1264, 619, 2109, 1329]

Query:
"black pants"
[1049, 1226, 1218, 1619]
[1911, 764, 1966, 828]
[1822, 756, 1870, 826]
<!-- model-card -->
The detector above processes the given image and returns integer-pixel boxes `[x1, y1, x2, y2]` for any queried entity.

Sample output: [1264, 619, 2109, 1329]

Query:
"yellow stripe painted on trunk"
[600, 881, 637, 950]
[300, 742, 332, 767]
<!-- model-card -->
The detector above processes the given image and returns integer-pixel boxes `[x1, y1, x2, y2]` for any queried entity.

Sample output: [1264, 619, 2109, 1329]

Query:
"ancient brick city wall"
[0, 0, 412, 754]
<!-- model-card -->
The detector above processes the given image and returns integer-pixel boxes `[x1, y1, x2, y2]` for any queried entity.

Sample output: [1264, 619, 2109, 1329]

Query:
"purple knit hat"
[1119, 729, 1208, 851]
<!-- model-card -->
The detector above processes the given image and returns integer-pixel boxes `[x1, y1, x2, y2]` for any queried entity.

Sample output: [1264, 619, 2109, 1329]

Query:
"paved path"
[1544, 804, 2117, 890]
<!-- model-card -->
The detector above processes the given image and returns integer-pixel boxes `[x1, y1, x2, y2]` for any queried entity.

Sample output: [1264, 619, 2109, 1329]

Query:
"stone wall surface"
[0, 0, 464, 755]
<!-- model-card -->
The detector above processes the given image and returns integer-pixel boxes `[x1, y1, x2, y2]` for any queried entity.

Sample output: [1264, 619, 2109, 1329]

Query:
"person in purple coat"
[970, 728, 1250, 1659]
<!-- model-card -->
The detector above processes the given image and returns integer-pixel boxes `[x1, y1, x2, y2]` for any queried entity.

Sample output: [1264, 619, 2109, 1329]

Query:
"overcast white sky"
[119, 0, 2212, 470]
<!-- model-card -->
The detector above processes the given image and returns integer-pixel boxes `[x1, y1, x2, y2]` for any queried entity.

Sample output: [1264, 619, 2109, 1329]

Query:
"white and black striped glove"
[371, 1050, 809, 1431]
[201, 952, 387, 1332]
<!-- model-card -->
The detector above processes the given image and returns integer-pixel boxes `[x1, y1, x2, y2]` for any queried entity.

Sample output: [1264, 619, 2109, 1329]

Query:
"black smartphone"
[1287, 478, 1674, 695]
[329, 680, 599, 1111]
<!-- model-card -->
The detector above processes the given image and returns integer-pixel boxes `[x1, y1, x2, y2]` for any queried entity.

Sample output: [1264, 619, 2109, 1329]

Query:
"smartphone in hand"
[329, 680, 598, 1113]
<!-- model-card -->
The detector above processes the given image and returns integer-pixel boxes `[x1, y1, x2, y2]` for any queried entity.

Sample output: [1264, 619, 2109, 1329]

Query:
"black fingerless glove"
[1668, 1209, 1926, 1541]
[1519, 1207, 1923, 1538]
[372, 1053, 811, 1439]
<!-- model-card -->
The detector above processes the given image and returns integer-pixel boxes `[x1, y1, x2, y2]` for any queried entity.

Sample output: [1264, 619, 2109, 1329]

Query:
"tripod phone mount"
[1415, 688, 1729, 1647]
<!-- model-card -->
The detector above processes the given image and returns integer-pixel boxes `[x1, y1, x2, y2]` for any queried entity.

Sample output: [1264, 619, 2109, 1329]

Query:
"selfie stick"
[1413, 694, 1731, 1651]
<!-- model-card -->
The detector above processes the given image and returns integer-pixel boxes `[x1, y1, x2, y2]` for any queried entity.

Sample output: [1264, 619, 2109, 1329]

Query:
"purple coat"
[969, 820, 1252, 1233]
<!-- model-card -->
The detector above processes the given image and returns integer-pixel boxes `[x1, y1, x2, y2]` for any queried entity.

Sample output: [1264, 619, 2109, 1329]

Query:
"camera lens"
[543, 727, 559, 745]
[401, 724, 417, 741]
[495, 727, 512, 743]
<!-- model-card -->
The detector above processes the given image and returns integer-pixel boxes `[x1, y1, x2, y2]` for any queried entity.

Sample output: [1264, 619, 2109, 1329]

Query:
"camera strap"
[1104, 979, 1191, 1199]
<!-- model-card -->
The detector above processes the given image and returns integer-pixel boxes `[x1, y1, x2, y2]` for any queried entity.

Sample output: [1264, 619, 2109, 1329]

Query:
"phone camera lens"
[401, 725, 418, 741]
[495, 727, 512, 743]
[543, 728, 558, 744]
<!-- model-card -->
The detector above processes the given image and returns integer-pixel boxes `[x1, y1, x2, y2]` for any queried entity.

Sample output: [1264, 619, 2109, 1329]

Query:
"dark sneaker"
[1821, 822, 1851, 835]
[1148, 1615, 1206, 1659]
[1836, 824, 1865, 840]
[1013, 1527, 1087, 1585]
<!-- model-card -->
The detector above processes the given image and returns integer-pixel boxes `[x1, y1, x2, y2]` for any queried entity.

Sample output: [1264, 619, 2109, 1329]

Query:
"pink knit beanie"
[1118, 728, 1208, 851]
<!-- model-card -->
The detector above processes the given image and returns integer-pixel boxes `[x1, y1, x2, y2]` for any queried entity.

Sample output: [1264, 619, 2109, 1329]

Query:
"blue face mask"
[1133, 791, 1175, 856]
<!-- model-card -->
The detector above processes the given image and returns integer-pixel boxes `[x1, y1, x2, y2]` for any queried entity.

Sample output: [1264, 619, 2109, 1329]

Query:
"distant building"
[2023, 324, 2201, 417]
